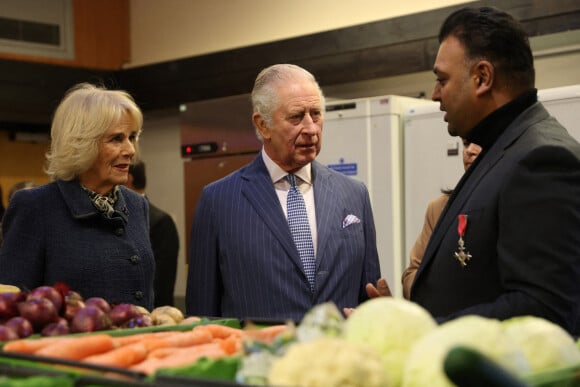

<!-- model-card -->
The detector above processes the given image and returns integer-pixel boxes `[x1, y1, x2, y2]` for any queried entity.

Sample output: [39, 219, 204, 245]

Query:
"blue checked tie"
[286, 174, 316, 291]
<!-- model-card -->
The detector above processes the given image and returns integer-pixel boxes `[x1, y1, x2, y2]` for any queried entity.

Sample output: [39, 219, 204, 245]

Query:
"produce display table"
[1, 303, 579, 387]
[0, 318, 245, 387]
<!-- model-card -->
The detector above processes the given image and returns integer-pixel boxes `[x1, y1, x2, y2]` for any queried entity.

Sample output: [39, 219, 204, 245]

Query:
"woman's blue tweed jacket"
[0, 179, 155, 310]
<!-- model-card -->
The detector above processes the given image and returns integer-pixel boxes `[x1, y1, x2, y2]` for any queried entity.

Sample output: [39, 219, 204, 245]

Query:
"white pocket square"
[342, 214, 361, 228]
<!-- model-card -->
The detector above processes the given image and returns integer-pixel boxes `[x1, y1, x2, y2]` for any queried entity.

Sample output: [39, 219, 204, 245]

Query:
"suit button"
[134, 291, 143, 300]
[115, 228, 124, 236]
[130, 255, 140, 264]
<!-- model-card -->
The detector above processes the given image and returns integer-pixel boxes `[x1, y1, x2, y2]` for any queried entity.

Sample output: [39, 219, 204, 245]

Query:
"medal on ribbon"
[453, 214, 472, 267]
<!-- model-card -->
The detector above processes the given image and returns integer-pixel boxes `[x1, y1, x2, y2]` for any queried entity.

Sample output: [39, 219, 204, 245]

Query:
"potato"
[0, 284, 21, 294]
[151, 305, 184, 325]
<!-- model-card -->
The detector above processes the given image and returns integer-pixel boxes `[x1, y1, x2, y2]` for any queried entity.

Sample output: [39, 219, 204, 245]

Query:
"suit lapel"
[419, 149, 504, 272]
[240, 155, 304, 269]
[311, 162, 336, 270]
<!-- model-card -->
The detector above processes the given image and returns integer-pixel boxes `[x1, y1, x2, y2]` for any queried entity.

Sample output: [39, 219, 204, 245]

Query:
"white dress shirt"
[261, 148, 318, 255]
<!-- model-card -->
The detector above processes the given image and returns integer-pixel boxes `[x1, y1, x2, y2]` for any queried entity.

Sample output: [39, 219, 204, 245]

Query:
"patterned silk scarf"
[82, 185, 120, 219]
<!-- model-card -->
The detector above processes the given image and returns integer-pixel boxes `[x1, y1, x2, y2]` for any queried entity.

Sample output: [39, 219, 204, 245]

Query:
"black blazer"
[411, 102, 580, 335]
[148, 202, 179, 307]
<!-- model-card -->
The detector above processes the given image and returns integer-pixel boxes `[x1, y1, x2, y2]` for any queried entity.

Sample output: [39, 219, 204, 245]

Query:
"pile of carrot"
[2, 323, 287, 376]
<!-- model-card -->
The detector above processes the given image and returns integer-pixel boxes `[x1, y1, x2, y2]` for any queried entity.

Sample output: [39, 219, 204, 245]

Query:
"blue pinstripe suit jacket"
[185, 154, 381, 321]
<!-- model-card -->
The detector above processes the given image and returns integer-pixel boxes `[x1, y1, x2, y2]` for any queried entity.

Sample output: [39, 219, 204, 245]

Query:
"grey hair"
[250, 64, 325, 141]
[45, 83, 143, 181]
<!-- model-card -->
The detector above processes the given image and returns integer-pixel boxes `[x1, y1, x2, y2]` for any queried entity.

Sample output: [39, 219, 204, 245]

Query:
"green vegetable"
[403, 315, 530, 387]
[0, 375, 73, 387]
[344, 297, 437, 386]
[155, 356, 240, 381]
[503, 316, 580, 373]
[444, 346, 528, 387]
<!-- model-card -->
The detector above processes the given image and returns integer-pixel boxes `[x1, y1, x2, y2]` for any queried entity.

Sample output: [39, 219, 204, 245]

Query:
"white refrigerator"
[318, 95, 434, 298]
[403, 84, 580, 267]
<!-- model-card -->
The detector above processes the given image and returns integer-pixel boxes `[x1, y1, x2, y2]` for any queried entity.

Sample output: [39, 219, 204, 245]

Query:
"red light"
[186, 146, 192, 154]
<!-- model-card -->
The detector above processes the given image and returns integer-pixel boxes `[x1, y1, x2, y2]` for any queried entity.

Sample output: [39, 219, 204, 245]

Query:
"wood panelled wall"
[0, 0, 129, 70]
[0, 132, 50, 208]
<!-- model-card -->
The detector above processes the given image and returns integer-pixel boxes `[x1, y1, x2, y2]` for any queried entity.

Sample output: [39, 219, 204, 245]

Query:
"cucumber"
[444, 346, 527, 387]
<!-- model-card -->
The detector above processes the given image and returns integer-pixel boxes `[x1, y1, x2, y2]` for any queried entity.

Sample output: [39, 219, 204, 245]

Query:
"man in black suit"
[410, 6, 580, 335]
[127, 161, 180, 308]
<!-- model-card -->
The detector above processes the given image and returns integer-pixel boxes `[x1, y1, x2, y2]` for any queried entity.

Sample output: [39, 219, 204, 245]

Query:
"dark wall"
[1, 0, 580, 132]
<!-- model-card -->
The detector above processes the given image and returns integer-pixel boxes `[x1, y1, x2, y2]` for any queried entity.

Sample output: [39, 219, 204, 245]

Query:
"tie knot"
[286, 174, 298, 188]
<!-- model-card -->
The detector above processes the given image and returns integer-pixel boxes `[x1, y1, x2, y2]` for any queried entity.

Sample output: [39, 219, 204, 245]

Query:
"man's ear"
[252, 112, 270, 140]
[474, 60, 494, 96]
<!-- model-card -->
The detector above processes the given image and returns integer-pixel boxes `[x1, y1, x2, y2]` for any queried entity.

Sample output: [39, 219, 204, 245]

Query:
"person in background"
[186, 63, 382, 322]
[126, 161, 179, 307]
[8, 181, 38, 202]
[0, 181, 38, 248]
[402, 140, 481, 299]
[0, 83, 155, 310]
[410, 6, 580, 335]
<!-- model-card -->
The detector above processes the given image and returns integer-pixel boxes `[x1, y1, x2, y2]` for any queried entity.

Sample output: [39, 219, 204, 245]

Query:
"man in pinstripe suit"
[185, 64, 382, 322]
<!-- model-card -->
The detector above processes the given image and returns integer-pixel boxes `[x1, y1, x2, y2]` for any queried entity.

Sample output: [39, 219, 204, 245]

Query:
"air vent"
[0, 17, 60, 45]
[0, 0, 73, 59]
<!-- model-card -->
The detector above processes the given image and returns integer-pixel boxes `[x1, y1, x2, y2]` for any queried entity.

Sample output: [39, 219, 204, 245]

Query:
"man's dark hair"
[128, 161, 147, 190]
[439, 6, 535, 90]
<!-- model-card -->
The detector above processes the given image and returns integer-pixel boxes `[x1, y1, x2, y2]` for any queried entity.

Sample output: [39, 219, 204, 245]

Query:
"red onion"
[84, 297, 111, 313]
[17, 298, 59, 332]
[63, 293, 86, 322]
[27, 286, 64, 313]
[122, 314, 153, 329]
[4, 316, 34, 338]
[41, 318, 70, 337]
[0, 325, 19, 341]
[108, 304, 143, 327]
[71, 305, 112, 333]
[0, 292, 26, 320]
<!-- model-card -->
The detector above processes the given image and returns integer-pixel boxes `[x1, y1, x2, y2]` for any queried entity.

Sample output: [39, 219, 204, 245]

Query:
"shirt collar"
[261, 148, 312, 185]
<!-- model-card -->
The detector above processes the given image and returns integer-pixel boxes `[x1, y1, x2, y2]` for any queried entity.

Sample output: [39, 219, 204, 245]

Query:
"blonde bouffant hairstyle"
[45, 83, 143, 181]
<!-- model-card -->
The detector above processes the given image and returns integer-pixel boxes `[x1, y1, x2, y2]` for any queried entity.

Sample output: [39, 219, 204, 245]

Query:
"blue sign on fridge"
[328, 159, 357, 176]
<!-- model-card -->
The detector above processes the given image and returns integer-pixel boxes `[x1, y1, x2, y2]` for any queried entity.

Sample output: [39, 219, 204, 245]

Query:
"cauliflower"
[344, 297, 437, 386]
[296, 302, 344, 342]
[502, 315, 580, 372]
[403, 315, 530, 387]
[268, 337, 389, 387]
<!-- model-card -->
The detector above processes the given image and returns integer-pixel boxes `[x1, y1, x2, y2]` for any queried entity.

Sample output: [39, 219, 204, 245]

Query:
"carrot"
[144, 346, 177, 360]
[216, 335, 242, 355]
[143, 328, 213, 352]
[2, 337, 64, 354]
[130, 342, 226, 375]
[35, 334, 115, 360]
[193, 324, 244, 340]
[111, 330, 177, 348]
[243, 324, 288, 344]
[83, 342, 148, 368]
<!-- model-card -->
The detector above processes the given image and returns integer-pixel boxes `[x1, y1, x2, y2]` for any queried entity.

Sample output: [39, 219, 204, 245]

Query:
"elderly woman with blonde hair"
[0, 83, 155, 310]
